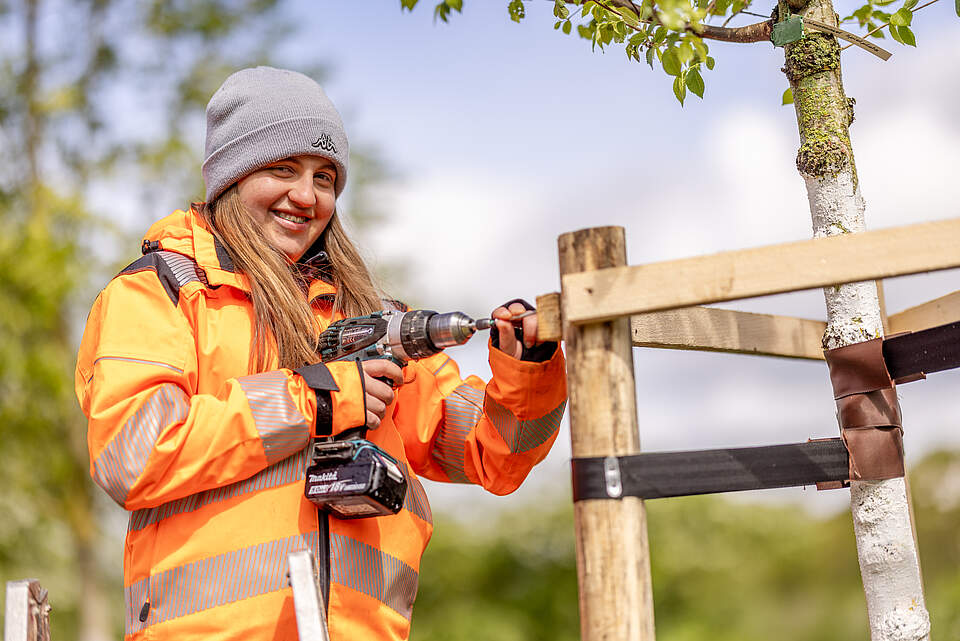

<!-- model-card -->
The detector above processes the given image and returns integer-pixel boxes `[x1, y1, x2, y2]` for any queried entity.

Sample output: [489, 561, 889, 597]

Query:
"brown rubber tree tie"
[824, 338, 904, 481]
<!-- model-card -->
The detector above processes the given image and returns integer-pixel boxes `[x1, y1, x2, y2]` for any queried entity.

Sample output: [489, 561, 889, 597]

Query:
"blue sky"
[263, 2, 960, 515]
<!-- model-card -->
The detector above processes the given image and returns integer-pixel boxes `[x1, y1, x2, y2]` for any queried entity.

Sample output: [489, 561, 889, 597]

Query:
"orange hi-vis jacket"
[75, 209, 567, 641]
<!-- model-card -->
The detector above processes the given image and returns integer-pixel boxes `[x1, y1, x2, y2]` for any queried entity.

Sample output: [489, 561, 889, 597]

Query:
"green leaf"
[712, 0, 732, 15]
[661, 47, 681, 76]
[874, 0, 896, 5]
[782, 87, 794, 105]
[888, 22, 904, 42]
[445, 0, 462, 10]
[692, 37, 709, 62]
[507, 0, 525, 22]
[562, 19, 572, 34]
[903, 0, 918, 9]
[677, 41, 694, 64]
[956, 0, 960, 19]
[618, 5, 640, 25]
[401, 0, 419, 10]
[706, 56, 716, 70]
[890, 7, 912, 25]
[434, 3, 450, 22]
[673, 75, 686, 105]
[896, 25, 917, 45]
[848, 5, 873, 24]
[646, 46, 656, 68]
[553, 0, 570, 18]
[685, 67, 705, 98]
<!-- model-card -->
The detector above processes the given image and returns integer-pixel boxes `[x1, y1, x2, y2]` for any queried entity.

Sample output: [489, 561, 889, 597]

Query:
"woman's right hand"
[360, 359, 403, 429]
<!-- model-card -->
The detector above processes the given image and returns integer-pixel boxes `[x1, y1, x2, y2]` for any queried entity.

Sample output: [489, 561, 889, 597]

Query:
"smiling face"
[235, 155, 338, 261]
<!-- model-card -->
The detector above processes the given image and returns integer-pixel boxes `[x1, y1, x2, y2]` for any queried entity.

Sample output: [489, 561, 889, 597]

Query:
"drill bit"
[475, 309, 536, 331]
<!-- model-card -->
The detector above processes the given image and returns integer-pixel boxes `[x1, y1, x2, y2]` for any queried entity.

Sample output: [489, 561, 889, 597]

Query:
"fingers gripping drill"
[305, 309, 499, 520]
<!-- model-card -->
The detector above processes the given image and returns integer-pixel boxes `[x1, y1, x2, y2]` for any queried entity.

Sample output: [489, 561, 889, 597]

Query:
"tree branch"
[698, 20, 773, 42]
[600, 0, 774, 43]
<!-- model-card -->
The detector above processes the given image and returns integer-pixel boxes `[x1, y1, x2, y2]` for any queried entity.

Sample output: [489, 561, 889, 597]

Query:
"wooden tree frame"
[538, 218, 960, 641]
[539, 217, 960, 351]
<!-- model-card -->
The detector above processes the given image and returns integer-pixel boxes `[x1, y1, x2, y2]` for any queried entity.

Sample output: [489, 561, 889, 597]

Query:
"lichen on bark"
[785, 32, 852, 178]
[797, 134, 847, 176]
[783, 32, 840, 82]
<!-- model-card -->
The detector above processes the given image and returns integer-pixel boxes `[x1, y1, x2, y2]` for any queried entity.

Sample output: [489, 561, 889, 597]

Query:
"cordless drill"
[305, 309, 495, 519]
[317, 309, 494, 368]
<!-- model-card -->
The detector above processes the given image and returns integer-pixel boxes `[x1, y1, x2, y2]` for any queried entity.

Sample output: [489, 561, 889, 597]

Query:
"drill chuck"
[427, 311, 480, 348]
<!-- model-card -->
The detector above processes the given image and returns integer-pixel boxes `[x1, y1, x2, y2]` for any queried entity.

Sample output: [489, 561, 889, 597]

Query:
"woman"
[75, 66, 567, 641]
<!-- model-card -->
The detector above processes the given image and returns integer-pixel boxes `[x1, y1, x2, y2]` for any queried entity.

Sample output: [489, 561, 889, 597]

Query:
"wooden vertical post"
[559, 227, 655, 641]
[4, 580, 51, 641]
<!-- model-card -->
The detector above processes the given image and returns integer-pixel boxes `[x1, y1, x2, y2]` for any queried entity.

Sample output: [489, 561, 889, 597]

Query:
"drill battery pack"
[304, 438, 407, 519]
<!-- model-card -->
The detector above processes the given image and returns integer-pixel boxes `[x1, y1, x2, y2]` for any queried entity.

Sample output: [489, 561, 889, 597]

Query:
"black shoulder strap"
[119, 250, 207, 305]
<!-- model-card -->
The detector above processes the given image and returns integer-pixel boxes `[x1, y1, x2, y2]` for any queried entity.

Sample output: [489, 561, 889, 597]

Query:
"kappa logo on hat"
[311, 133, 337, 154]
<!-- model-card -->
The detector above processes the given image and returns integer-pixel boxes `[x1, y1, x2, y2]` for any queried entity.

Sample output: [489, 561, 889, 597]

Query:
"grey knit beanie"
[202, 66, 349, 202]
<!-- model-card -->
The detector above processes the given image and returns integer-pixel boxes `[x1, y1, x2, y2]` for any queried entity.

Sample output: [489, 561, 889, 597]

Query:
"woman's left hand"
[491, 301, 539, 360]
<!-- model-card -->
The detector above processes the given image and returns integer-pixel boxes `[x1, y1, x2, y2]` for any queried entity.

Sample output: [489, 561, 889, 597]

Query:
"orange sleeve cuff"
[325, 360, 367, 435]
[487, 340, 567, 419]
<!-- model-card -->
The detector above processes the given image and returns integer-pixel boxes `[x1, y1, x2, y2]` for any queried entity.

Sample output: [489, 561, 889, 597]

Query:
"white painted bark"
[804, 167, 930, 641]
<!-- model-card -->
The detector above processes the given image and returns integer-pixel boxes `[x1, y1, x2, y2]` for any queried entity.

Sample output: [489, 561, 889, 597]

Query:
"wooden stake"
[631, 307, 825, 360]
[559, 227, 655, 641]
[876, 280, 890, 335]
[4, 580, 51, 641]
[536, 292, 563, 342]
[889, 289, 960, 334]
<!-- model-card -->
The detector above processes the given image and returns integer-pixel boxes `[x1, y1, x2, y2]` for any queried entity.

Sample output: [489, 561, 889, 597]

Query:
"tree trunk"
[782, 1, 930, 639]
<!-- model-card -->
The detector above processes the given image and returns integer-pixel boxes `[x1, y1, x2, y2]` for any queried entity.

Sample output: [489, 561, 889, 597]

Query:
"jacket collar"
[143, 209, 338, 299]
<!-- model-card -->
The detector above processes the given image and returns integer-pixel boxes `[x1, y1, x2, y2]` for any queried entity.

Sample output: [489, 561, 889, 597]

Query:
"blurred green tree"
[0, 2, 373, 639]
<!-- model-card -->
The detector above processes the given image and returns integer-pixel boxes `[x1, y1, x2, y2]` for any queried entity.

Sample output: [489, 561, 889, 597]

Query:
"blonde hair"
[196, 187, 382, 373]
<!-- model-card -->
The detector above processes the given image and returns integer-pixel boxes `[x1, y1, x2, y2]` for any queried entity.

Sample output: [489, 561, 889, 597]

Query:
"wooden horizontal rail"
[631, 307, 826, 360]
[561, 218, 960, 325]
[535, 294, 825, 359]
[889, 289, 960, 334]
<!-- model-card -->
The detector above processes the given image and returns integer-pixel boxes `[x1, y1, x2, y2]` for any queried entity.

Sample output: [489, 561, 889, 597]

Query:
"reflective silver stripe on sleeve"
[128, 448, 307, 532]
[330, 533, 420, 620]
[237, 371, 310, 465]
[124, 531, 319, 635]
[93, 384, 189, 506]
[434, 384, 484, 483]
[483, 397, 567, 453]
[399, 462, 433, 525]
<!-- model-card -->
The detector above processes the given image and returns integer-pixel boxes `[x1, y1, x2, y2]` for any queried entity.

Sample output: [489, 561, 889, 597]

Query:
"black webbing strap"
[571, 439, 849, 501]
[883, 320, 960, 382]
